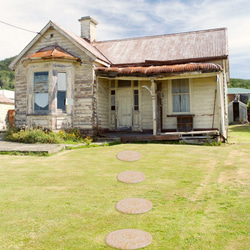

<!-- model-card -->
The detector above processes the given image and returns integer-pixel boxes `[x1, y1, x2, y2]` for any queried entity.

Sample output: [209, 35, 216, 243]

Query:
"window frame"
[110, 90, 116, 111]
[33, 71, 49, 114]
[56, 72, 67, 113]
[134, 89, 139, 111]
[171, 78, 191, 114]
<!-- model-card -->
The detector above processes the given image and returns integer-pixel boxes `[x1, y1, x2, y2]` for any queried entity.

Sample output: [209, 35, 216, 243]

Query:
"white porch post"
[151, 79, 157, 136]
[217, 73, 226, 141]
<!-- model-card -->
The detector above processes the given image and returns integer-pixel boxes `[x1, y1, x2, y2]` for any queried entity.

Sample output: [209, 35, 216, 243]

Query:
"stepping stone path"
[106, 229, 152, 250]
[106, 150, 153, 249]
[117, 171, 145, 184]
[116, 198, 152, 214]
[117, 150, 142, 162]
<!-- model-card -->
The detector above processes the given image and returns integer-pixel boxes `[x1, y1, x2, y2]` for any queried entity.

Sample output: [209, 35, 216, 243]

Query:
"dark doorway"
[233, 102, 239, 122]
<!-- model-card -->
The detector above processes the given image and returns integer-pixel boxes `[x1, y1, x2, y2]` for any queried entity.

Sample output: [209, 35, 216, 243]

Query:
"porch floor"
[97, 130, 220, 143]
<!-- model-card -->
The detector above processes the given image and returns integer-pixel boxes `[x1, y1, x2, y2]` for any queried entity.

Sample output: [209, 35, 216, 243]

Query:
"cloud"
[0, 0, 249, 78]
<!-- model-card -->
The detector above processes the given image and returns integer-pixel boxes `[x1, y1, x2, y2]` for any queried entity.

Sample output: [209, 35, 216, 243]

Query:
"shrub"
[83, 136, 93, 145]
[4, 127, 93, 144]
[58, 128, 86, 142]
[5, 128, 62, 144]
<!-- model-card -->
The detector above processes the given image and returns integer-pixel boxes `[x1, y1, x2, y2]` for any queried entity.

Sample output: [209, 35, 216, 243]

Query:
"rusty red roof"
[26, 45, 80, 61]
[0, 94, 14, 105]
[96, 63, 222, 77]
[94, 28, 228, 66]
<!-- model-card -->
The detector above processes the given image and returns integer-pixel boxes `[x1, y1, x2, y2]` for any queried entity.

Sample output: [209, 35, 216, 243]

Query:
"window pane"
[111, 90, 115, 110]
[134, 90, 139, 110]
[172, 79, 190, 112]
[173, 95, 180, 112]
[118, 80, 131, 88]
[34, 93, 49, 111]
[180, 94, 190, 112]
[180, 80, 189, 93]
[172, 80, 180, 93]
[57, 73, 67, 91]
[111, 95, 115, 106]
[134, 95, 138, 106]
[57, 91, 66, 111]
[34, 72, 48, 92]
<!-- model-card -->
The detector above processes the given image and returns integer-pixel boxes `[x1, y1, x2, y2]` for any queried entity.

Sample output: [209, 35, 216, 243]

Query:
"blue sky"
[0, 0, 249, 79]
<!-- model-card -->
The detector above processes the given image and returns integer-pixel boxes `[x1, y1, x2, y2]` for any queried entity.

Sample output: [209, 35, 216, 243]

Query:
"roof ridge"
[95, 27, 227, 44]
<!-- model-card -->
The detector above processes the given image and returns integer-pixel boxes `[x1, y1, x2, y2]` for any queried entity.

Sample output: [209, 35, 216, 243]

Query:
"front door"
[116, 89, 132, 130]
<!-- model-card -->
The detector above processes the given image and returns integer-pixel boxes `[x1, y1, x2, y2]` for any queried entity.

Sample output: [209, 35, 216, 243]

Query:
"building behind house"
[0, 92, 14, 130]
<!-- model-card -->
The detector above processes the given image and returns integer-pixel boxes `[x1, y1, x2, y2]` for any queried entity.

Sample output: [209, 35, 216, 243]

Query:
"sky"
[0, 0, 249, 79]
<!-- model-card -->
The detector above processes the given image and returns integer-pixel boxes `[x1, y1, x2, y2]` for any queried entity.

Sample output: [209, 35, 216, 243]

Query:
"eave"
[95, 63, 223, 78]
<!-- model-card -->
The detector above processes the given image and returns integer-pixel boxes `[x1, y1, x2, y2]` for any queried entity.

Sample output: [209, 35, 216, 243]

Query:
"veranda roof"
[95, 63, 222, 77]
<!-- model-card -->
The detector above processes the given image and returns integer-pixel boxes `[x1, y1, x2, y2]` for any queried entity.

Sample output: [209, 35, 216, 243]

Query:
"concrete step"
[96, 137, 121, 142]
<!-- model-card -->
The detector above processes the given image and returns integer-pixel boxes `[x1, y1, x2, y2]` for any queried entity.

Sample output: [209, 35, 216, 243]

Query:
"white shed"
[228, 96, 248, 124]
[0, 94, 14, 130]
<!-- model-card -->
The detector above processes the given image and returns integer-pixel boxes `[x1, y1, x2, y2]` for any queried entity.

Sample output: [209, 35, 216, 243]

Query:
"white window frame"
[33, 71, 49, 114]
[57, 72, 67, 113]
[168, 78, 192, 115]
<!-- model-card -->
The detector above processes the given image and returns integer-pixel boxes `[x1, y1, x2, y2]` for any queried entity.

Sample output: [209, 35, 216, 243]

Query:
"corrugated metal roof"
[0, 94, 14, 104]
[94, 28, 228, 65]
[26, 45, 80, 61]
[227, 88, 250, 94]
[96, 63, 222, 77]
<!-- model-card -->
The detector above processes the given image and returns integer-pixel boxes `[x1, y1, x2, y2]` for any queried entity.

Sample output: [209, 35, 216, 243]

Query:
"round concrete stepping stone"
[117, 150, 142, 162]
[117, 171, 145, 184]
[116, 198, 152, 214]
[106, 229, 152, 249]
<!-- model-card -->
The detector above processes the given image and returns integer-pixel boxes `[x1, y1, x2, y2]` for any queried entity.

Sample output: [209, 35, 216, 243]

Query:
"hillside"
[229, 78, 250, 89]
[0, 57, 249, 90]
[0, 57, 15, 90]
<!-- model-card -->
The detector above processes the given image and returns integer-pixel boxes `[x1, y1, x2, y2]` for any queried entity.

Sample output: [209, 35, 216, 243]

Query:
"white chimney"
[78, 16, 98, 43]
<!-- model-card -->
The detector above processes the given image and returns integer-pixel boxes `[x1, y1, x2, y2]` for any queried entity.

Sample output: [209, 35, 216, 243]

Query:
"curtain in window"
[34, 93, 49, 109]
[172, 79, 190, 112]
[173, 95, 180, 112]
[180, 94, 190, 112]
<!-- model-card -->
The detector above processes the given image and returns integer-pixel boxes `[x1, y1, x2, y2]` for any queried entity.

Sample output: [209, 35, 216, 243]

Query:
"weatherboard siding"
[97, 78, 109, 130]
[73, 63, 94, 130]
[192, 77, 219, 129]
[14, 64, 28, 127]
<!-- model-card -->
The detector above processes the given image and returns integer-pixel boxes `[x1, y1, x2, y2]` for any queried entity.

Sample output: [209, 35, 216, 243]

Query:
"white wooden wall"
[192, 77, 219, 129]
[0, 103, 14, 129]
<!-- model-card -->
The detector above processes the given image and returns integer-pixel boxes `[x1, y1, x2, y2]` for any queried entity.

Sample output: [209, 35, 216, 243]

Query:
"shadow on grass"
[228, 124, 250, 133]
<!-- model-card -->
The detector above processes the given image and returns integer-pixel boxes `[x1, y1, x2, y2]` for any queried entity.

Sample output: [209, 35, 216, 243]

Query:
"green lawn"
[0, 125, 249, 249]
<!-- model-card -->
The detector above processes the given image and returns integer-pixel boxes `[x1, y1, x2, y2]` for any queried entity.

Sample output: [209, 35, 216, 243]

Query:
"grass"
[0, 125, 249, 249]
